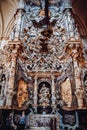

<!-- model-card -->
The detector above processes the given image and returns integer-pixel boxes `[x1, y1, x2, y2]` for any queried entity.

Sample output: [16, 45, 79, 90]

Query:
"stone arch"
[74, 14, 87, 37]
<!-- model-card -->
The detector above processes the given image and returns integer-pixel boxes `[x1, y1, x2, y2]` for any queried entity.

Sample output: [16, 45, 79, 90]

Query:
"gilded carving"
[61, 78, 72, 107]
[0, 0, 86, 112]
[17, 79, 28, 107]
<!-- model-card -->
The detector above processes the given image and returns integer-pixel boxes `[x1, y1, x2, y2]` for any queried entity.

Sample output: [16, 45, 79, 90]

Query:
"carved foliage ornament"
[0, 0, 79, 73]
[17, 0, 78, 73]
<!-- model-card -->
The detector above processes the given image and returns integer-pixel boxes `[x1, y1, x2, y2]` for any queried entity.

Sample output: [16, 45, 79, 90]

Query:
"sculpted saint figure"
[39, 84, 50, 106]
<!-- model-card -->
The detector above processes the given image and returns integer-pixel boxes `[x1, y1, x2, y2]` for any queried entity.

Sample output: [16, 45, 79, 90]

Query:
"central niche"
[37, 81, 52, 114]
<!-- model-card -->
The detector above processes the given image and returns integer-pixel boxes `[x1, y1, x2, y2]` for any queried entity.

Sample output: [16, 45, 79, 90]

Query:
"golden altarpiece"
[0, 0, 87, 129]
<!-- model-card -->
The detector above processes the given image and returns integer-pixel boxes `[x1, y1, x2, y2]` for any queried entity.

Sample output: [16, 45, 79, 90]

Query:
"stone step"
[28, 127, 50, 130]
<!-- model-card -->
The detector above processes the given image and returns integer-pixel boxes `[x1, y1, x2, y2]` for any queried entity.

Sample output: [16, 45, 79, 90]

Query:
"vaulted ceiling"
[0, 0, 18, 38]
[72, 0, 87, 37]
[0, 0, 87, 39]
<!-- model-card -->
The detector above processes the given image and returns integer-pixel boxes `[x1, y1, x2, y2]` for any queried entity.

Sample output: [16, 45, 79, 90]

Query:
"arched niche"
[38, 81, 51, 107]
[37, 81, 52, 114]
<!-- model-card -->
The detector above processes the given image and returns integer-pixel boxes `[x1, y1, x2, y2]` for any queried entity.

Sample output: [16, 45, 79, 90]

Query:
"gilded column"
[71, 43, 84, 108]
[5, 0, 24, 107]
[65, 40, 85, 109]
[63, 0, 85, 109]
[6, 44, 20, 107]
[73, 51, 84, 108]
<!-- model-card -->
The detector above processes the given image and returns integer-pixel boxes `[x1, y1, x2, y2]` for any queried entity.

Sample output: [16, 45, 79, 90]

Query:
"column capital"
[9, 40, 21, 46]
[8, 41, 20, 54]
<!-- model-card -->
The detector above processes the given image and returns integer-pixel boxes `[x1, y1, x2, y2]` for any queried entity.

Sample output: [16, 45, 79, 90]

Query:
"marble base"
[30, 114, 60, 130]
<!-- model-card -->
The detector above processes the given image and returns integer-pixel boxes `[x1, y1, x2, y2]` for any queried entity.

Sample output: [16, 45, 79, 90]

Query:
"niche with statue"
[37, 81, 52, 114]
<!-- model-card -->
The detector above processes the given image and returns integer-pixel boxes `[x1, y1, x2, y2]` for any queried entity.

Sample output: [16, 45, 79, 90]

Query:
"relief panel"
[17, 79, 28, 107]
[61, 78, 72, 107]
